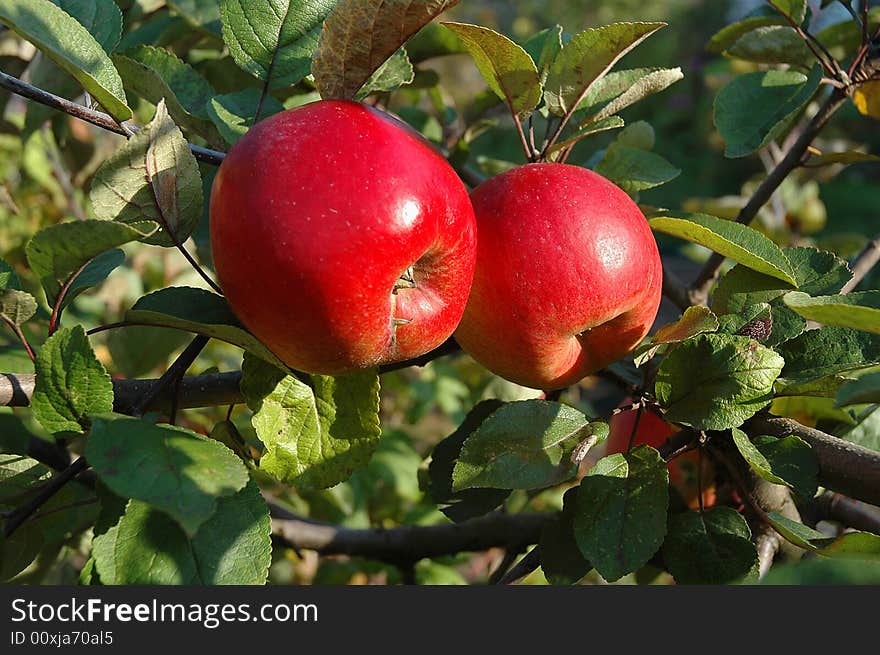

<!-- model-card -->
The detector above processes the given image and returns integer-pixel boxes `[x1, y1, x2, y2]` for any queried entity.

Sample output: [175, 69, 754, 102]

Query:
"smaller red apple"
[606, 404, 716, 510]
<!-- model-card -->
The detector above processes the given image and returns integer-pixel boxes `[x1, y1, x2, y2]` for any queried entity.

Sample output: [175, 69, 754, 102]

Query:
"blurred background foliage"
[0, 0, 878, 584]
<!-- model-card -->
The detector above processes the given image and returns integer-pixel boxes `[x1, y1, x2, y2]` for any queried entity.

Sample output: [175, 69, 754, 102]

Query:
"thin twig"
[3, 457, 90, 538]
[2, 316, 35, 361]
[840, 233, 880, 293]
[497, 546, 541, 584]
[132, 335, 210, 416]
[0, 71, 226, 166]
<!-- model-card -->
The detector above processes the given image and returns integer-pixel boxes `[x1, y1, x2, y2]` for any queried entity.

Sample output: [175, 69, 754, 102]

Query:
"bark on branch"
[270, 512, 551, 563]
[747, 414, 880, 506]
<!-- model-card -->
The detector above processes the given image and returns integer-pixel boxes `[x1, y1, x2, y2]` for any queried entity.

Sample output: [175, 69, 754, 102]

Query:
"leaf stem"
[2, 316, 36, 361]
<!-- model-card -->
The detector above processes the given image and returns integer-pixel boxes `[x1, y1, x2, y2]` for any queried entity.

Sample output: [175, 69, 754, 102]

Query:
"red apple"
[209, 100, 476, 374]
[606, 405, 716, 510]
[454, 163, 662, 389]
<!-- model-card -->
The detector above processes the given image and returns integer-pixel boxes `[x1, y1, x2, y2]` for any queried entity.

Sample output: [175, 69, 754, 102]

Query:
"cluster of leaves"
[0, 0, 879, 586]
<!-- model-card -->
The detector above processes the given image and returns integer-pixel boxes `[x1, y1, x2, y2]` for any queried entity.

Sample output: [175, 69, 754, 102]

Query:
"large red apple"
[209, 100, 476, 374]
[454, 163, 662, 389]
[606, 405, 716, 510]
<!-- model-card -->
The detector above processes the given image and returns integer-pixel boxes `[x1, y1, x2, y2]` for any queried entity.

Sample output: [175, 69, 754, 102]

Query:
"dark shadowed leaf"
[540, 487, 591, 585]
[167, 0, 222, 36]
[93, 479, 271, 584]
[125, 286, 290, 371]
[596, 144, 680, 195]
[778, 327, 880, 382]
[86, 415, 249, 535]
[655, 333, 784, 430]
[662, 507, 757, 584]
[573, 446, 668, 582]
[26, 220, 154, 308]
[113, 45, 219, 143]
[731, 429, 818, 498]
[725, 26, 811, 65]
[427, 400, 511, 523]
[837, 373, 880, 406]
[713, 66, 821, 158]
[207, 89, 285, 145]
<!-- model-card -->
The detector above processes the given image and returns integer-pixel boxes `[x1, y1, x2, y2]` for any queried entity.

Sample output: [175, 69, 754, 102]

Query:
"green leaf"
[713, 66, 822, 158]
[544, 22, 666, 117]
[0, 0, 131, 120]
[125, 286, 290, 371]
[731, 429, 818, 498]
[539, 487, 591, 585]
[725, 26, 812, 65]
[633, 306, 720, 366]
[113, 45, 219, 142]
[442, 22, 541, 118]
[767, 511, 880, 559]
[90, 100, 203, 248]
[241, 354, 381, 490]
[62, 249, 125, 310]
[0, 289, 36, 327]
[661, 507, 757, 584]
[523, 24, 562, 85]
[207, 89, 285, 145]
[0, 259, 20, 290]
[714, 247, 852, 312]
[0, 455, 50, 503]
[784, 291, 880, 335]
[0, 415, 37, 456]
[220, 0, 335, 89]
[778, 327, 880, 382]
[107, 325, 189, 379]
[452, 400, 604, 491]
[774, 0, 808, 23]
[808, 151, 880, 166]
[312, 0, 462, 101]
[0, 514, 43, 581]
[655, 333, 784, 430]
[573, 446, 668, 582]
[595, 143, 680, 195]
[354, 47, 415, 100]
[427, 400, 511, 522]
[837, 373, 880, 406]
[649, 213, 798, 286]
[86, 415, 250, 536]
[31, 325, 113, 435]
[545, 116, 625, 161]
[167, 0, 222, 36]
[585, 67, 682, 124]
[22, 0, 124, 133]
[708, 9, 787, 53]
[26, 221, 151, 308]
[93, 479, 271, 585]
[713, 247, 851, 346]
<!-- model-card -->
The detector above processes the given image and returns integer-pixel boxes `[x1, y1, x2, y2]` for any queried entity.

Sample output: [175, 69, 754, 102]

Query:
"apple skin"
[454, 163, 662, 389]
[209, 100, 476, 375]
[606, 406, 716, 510]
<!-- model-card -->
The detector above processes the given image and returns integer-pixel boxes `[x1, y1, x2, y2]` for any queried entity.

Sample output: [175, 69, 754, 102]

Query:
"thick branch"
[689, 90, 848, 305]
[0, 71, 226, 166]
[815, 491, 880, 534]
[271, 512, 551, 563]
[747, 414, 880, 506]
